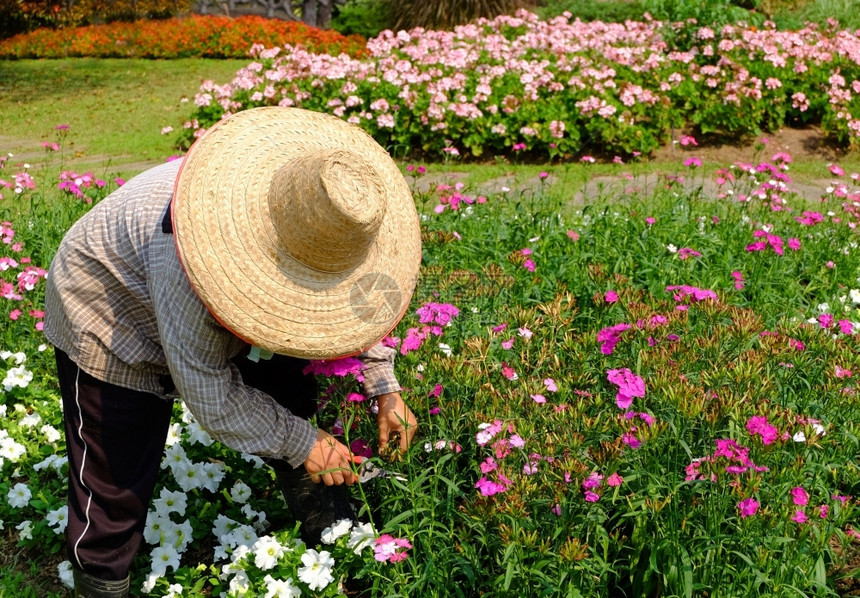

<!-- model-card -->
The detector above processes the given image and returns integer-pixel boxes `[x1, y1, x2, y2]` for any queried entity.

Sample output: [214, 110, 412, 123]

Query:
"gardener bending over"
[44, 107, 421, 597]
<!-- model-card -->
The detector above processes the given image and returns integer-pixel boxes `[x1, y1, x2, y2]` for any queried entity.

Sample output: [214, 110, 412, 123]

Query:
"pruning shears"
[352, 456, 407, 483]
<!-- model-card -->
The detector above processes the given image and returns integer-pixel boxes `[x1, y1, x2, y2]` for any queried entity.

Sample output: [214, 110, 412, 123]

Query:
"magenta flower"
[838, 320, 855, 335]
[607, 368, 646, 409]
[738, 497, 759, 518]
[684, 157, 702, 168]
[677, 247, 702, 260]
[680, 135, 698, 147]
[604, 290, 619, 303]
[582, 472, 604, 490]
[346, 392, 365, 402]
[523, 259, 536, 272]
[791, 510, 808, 523]
[818, 505, 829, 519]
[303, 357, 364, 381]
[645, 217, 656, 226]
[746, 415, 779, 445]
[731, 270, 745, 290]
[790, 486, 809, 506]
[818, 313, 834, 329]
[480, 457, 497, 473]
[416, 302, 460, 326]
[621, 433, 641, 448]
[584, 491, 600, 502]
[596, 322, 631, 355]
[829, 164, 845, 176]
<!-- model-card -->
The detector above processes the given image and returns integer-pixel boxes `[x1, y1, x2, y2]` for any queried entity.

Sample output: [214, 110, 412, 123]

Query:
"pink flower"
[9, 309, 21, 320]
[818, 313, 834, 329]
[835, 365, 853, 379]
[597, 322, 631, 355]
[731, 270, 745, 290]
[428, 384, 443, 398]
[606, 473, 624, 487]
[543, 378, 557, 392]
[374, 534, 412, 563]
[604, 290, 619, 303]
[551, 503, 561, 516]
[475, 476, 509, 496]
[645, 217, 656, 226]
[346, 392, 365, 402]
[788, 238, 801, 251]
[607, 368, 646, 409]
[303, 357, 364, 382]
[677, 247, 702, 260]
[508, 434, 525, 448]
[501, 363, 517, 380]
[790, 486, 809, 506]
[517, 327, 532, 338]
[501, 337, 515, 350]
[791, 510, 808, 523]
[530, 394, 546, 404]
[829, 164, 845, 176]
[680, 135, 698, 147]
[584, 491, 600, 502]
[818, 505, 829, 519]
[582, 472, 604, 490]
[523, 463, 538, 475]
[684, 157, 702, 168]
[838, 320, 855, 335]
[738, 497, 759, 518]
[480, 457, 498, 473]
[523, 259, 536, 272]
[621, 432, 641, 448]
[746, 415, 779, 445]
[567, 230, 580, 242]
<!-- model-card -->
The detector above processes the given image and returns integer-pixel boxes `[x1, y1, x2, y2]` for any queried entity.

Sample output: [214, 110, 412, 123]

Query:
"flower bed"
[178, 10, 860, 159]
[0, 130, 858, 596]
[0, 15, 367, 59]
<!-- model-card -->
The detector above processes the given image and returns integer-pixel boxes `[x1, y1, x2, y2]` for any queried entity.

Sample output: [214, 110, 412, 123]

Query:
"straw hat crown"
[172, 107, 422, 359]
[269, 149, 386, 273]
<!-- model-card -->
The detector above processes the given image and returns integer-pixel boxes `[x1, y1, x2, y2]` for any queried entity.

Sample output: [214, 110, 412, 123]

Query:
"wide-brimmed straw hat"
[172, 107, 422, 360]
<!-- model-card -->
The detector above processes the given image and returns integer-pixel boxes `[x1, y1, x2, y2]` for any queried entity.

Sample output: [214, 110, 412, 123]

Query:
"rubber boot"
[275, 467, 356, 546]
[74, 568, 130, 598]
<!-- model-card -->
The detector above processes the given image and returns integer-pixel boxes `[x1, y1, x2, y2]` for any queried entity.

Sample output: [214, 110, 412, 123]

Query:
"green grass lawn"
[0, 58, 246, 181]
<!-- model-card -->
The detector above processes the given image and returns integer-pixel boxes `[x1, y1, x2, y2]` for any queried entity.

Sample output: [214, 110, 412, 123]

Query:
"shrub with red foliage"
[0, 14, 367, 59]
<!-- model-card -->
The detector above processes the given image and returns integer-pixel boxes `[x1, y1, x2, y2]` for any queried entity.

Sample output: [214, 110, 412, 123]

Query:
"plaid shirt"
[44, 159, 401, 468]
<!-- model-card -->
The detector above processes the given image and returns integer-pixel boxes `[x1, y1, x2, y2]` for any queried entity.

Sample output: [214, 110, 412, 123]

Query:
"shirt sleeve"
[149, 244, 317, 468]
[357, 342, 402, 398]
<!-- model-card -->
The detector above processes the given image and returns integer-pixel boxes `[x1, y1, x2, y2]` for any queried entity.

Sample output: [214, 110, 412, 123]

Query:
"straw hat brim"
[172, 107, 422, 360]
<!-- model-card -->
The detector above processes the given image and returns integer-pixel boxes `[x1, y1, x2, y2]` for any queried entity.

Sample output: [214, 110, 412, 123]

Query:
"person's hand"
[376, 392, 417, 453]
[303, 429, 357, 486]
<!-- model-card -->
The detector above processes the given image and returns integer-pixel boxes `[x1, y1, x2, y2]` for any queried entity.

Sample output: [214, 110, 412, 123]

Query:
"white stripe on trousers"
[71, 365, 95, 570]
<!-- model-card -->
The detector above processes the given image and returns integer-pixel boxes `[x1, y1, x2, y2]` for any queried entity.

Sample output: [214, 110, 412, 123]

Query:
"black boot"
[74, 568, 130, 598]
[274, 467, 357, 546]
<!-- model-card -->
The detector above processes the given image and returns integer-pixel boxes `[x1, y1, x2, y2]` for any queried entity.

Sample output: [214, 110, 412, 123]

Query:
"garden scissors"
[352, 457, 407, 483]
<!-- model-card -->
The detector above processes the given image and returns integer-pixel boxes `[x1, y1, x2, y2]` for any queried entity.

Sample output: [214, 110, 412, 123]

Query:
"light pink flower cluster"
[374, 534, 412, 562]
[58, 171, 106, 203]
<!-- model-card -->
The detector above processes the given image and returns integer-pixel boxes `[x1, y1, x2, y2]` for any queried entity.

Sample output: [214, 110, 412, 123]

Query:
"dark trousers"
[55, 347, 317, 580]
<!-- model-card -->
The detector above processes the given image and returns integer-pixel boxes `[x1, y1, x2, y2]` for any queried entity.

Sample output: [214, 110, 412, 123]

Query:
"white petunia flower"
[320, 518, 352, 544]
[229, 481, 252, 504]
[201, 462, 225, 493]
[41, 424, 61, 442]
[297, 549, 335, 591]
[163, 519, 193, 554]
[1, 436, 26, 462]
[150, 544, 181, 575]
[7, 482, 31, 508]
[0, 351, 26, 364]
[46, 505, 68, 533]
[438, 343, 453, 357]
[16, 520, 32, 540]
[163, 582, 184, 598]
[346, 522, 375, 554]
[263, 574, 301, 598]
[19, 412, 41, 428]
[185, 420, 214, 446]
[173, 460, 206, 492]
[57, 560, 74, 589]
[153, 487, 187, 517]
[143, 512, 171, 545]
[252, 535, 285, 570]
[164, 423, 183, 447]
[3, 365, 33, 391]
